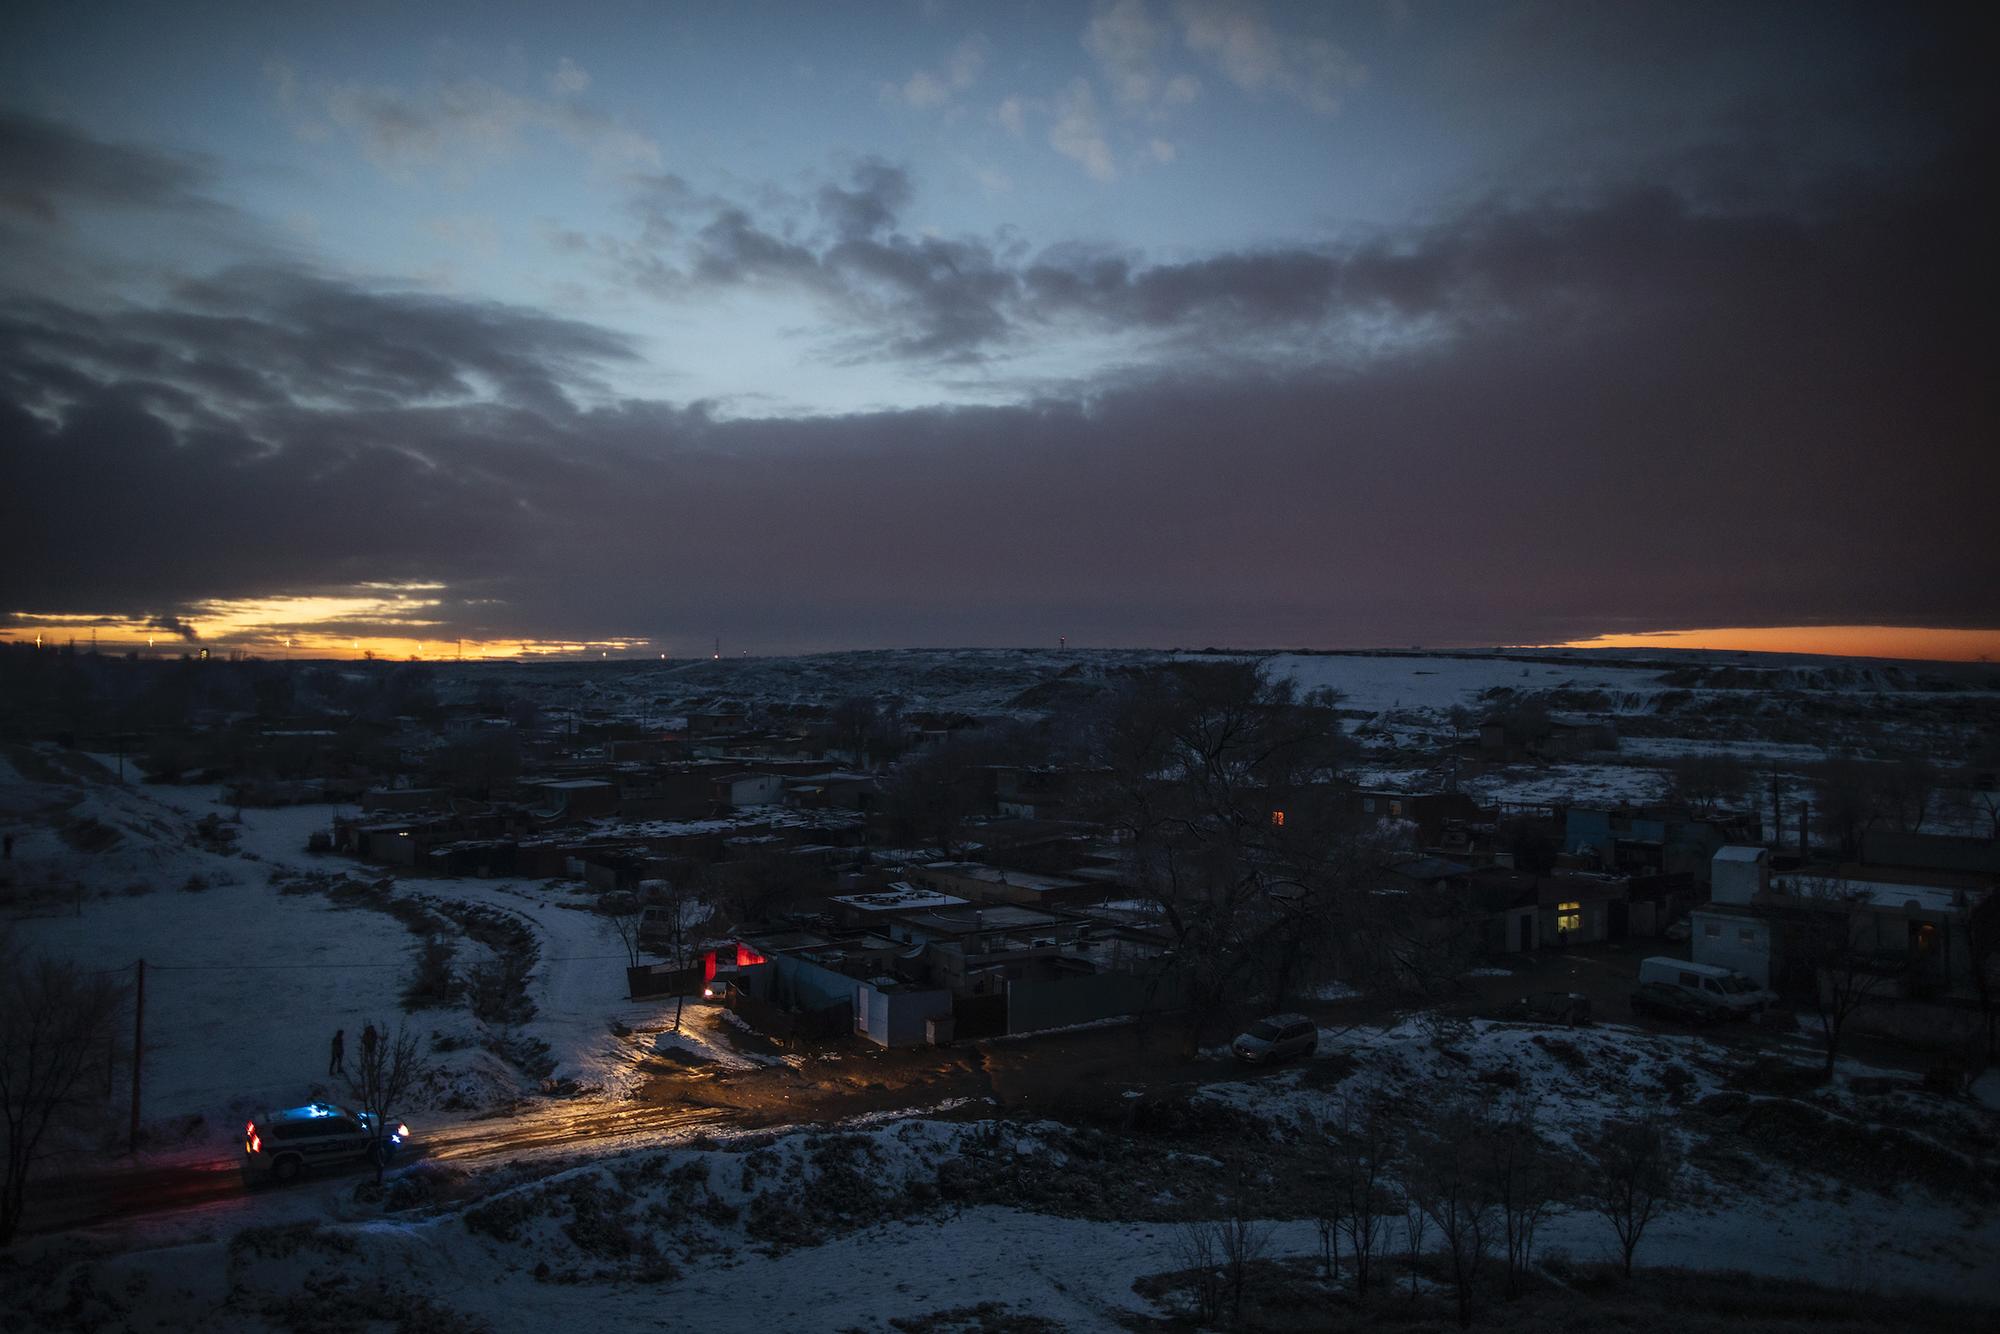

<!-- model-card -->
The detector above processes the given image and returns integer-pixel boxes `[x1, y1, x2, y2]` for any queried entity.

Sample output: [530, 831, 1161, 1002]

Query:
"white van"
[1637, 957, 1773, 1017]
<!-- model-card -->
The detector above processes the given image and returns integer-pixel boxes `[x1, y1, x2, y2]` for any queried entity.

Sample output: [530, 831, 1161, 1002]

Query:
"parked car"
[1231, 1013, 1318, 1065]
[1517, 991, 1592, 1026]
[241, 1102, 407, 1185]
[1637, 956, 1774, 1016]
[1628, 982, 1731, 1027]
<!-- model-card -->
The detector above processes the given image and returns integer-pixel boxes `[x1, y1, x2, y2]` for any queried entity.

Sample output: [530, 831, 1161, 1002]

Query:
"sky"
[0, 1, 1992, 660]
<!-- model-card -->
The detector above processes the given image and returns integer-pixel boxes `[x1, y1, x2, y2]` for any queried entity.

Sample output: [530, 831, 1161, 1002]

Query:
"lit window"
[1557, 902, 1581, 933]
[1271, 809, 1286, 828]
[1389, 800, 1405, 817]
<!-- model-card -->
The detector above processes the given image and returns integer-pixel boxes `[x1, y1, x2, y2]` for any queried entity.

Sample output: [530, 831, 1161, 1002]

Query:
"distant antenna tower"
[1059, 635, 1066, 651]
[713, 635, 721, 660]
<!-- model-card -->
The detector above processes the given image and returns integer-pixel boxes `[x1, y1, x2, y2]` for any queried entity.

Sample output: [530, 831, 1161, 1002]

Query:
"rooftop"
[1714, 845, 1768, 862]
[831, 884, 970, 912]
[922, 861, 1089, 894]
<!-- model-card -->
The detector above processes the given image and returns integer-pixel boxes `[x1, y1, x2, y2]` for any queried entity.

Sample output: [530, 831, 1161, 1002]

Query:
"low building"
[711, 771, 785, 809]
[1689, 904, 1779, 986]
[913, 860, 1096, 907]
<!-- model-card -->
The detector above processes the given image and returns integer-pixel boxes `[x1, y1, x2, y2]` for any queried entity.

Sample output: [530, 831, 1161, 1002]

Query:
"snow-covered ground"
[23, 1069, 1998, 1332]
[1459, 761, 1671, 808]
[4, 752, 690, 1157]
[1256, 651, 1674, 715]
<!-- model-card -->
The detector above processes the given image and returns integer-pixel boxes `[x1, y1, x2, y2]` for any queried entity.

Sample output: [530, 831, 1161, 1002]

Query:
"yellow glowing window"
[1271, 809, 1286, 827]
[1557, 902, 1581, 933]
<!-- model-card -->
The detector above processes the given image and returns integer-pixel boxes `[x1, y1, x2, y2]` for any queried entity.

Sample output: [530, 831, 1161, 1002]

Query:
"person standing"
[360, 1023, 378, 1064]
[328, 1029, 345, 1076]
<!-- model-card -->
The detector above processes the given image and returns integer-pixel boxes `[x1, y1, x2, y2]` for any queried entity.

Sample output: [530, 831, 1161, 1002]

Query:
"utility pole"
[129, 958, 145, 1154]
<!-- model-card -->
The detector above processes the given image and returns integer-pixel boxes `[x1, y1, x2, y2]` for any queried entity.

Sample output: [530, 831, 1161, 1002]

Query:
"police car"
[241, 1102, 407, 1184]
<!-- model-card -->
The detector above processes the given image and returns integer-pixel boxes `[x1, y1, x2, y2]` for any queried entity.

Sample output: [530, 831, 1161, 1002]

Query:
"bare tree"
[1668, 752, 1750, 819]
[1084, 661, 1354, 1056]
[1813, 755, 1886, 859]
[1320, 1092, 1396, 1296]
[880, 737, 985, 859]
[1400, 1186, 1430, 1300]
[1881, 754, 1939, 835]
[1171, 1219, 1222, 1324]
[1484, 1098, 1563, 1298]
[1218, 1204, 1272, 1322]
[646, 877, 705, 1033]
[600, 888, 646, 969]
[825, 695, 883, 766]
[1582, 1114, 1682, 1278]
[1781, 876, 1900, 1077]
[342, 1019, 430, 1185]
[1345, 870, 1488, 1008]
[1407, 1101, 1496, 1328]
[1, 952, 128, 1246]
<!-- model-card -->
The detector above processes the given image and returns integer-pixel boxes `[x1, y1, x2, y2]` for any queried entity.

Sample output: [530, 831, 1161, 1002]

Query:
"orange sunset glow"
[1549, 625, 2000, 663]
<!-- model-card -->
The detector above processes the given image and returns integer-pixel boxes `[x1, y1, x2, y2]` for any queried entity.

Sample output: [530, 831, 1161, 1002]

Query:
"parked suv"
[1628, 982, 1730, 1027]
[1517, 991, 1592, 1026]
[1232, 1014, 1318, 1065]
[242, 1102, 407, 1184]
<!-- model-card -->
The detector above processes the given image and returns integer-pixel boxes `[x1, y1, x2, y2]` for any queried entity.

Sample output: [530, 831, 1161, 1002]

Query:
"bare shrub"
[1584, 1114, 1683, 1278]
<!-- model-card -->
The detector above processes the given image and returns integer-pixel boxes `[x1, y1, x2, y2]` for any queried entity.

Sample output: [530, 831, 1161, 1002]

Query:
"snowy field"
[1255, 651, 1673, 715]
[2, 749, 697, 1159]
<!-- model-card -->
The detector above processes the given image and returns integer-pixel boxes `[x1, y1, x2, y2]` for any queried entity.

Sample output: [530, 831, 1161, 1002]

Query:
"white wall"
[727, 774, 784, 806]
[1691, 909, 1773, 986]
[1710, 847, 1768, 906]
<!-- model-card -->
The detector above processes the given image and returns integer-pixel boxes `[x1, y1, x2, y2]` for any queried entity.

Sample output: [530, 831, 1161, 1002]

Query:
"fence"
[626, 962, 700, 1000]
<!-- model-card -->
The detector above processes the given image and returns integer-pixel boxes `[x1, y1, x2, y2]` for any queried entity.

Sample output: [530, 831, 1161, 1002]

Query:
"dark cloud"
[2, 124, 1990, 651]
[2, 38, 1991, 653]
[147, 613, 200, 642]
[1, 265, 638, 418]
[0, 111, 221, 223]
[816, 158, 911, 242]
